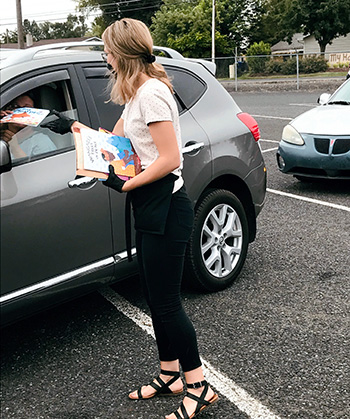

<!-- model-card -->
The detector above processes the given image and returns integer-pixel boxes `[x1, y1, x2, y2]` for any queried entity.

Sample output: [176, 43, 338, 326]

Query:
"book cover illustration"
[0, 107, 50, 127]
[73, 127, 141, 180]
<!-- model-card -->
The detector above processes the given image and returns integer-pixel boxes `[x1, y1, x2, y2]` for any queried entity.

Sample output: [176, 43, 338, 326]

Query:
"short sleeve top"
[122, 78, 183, 190]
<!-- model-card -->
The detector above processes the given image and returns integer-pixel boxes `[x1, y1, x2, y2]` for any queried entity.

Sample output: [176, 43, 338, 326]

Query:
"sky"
[0, 0, 98, 33]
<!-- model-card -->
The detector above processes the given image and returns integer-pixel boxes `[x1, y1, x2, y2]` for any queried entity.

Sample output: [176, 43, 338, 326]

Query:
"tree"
[151, 0, 229, 57]
[264, 0, 350, 53]
[151, 0, 267, 57]
[217, 0, 266, 51]
[1, 14, 88, 43]
[1, 29, 18, 44]
[40, 14, 88, 39]
[246, 41, 271, 74]
[76, 0, 162, 33]
[23, 20, 43, 41]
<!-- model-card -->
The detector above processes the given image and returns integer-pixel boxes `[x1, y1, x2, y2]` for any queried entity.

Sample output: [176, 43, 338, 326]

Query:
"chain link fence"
[209, 51, 350, 91]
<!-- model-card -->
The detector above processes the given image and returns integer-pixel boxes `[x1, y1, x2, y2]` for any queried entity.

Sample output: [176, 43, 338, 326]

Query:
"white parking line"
[262, 147, 278, 153]
[289, 103, 317, 107]
[99, 286, 281, 419]
[260, 139, 280, 143]
[267, 188, 350, 212]
[252, 114, 292, 121]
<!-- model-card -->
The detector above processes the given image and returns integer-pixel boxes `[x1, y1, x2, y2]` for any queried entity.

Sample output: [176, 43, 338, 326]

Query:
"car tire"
[184, 189, 249, 292]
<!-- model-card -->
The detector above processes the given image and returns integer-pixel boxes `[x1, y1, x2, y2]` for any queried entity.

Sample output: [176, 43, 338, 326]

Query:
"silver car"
[277, 78, 350, 180]
[0, 42, 266, 325]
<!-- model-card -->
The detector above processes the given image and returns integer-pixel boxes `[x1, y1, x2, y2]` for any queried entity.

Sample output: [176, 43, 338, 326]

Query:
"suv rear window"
[165, 67, 206, 109]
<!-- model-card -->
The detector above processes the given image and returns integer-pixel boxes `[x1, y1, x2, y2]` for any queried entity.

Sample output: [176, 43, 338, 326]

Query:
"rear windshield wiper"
[327, 100, 350, 105]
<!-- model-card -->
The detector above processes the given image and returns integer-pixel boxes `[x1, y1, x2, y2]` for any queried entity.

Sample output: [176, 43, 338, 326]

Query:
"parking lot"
[1, 89, 349, 419]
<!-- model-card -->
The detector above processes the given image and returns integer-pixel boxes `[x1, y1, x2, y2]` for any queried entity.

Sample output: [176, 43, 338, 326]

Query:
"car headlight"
[282, 124, 305, 145]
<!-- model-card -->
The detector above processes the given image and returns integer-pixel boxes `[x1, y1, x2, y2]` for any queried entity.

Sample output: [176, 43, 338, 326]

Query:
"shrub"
[280, 57, 298, 74]
[300, 55, 328, 73]
[246, 41, 271, 74]
[265, 59, 283, 74]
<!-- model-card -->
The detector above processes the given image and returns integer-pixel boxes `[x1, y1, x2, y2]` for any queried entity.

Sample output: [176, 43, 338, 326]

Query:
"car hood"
[291, 105, 350, 136]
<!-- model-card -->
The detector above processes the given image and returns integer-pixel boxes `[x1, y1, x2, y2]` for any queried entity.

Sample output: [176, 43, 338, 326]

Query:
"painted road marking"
[262, 147, 278, 153]
[260, 139, 280, 143]
[252, 114, 292, 121]
[289, 103, 317, 107]
[267, 188, 350, 212]
[99, 286, 282, 419]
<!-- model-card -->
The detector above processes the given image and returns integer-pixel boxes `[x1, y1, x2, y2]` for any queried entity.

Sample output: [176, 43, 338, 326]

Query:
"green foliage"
[0, 14, 88, 43]
[151, 0, 267, 57]
[151, 0, 229, 58]
[218, 0, 266, 50]
[246, 41, 271, 74]
[264, 59, 283, 74]
[300, 56, 328, 73]
[264, 0, 350, 53]
[264, 55, 329, 75]
[77, 0, 162, 32]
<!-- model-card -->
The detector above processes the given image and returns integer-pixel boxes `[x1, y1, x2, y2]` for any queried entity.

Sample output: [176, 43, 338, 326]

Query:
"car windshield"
[328, 80, 350, 104]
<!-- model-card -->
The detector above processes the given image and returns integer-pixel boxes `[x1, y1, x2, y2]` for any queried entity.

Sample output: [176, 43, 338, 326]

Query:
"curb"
[220, 78, 345, 92]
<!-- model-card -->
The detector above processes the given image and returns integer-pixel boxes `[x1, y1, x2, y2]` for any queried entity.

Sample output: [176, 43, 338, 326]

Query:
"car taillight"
[237, 112, 260, 142]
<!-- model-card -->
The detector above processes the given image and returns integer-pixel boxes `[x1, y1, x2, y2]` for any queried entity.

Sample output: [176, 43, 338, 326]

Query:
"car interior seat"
[35, 84, 74, 150]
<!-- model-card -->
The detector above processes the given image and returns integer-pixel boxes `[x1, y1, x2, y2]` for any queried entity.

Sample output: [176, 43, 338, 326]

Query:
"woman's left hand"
[102, 165, 126, 193]
[41, 110, 76, 135]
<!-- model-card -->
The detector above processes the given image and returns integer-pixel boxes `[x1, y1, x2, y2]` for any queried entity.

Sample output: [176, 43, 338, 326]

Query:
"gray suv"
[0, 42, 266, 325]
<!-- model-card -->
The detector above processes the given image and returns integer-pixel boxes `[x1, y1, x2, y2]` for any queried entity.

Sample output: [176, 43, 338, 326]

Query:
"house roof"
[271, 33, 304, 53]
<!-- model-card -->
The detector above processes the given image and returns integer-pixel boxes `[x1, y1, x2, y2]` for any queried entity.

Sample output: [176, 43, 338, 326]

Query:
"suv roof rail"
[153, 46, 216, 75]
[1, 41, 216, 75]
[153, 46, 185, 60]
[0, 41, 105, 68]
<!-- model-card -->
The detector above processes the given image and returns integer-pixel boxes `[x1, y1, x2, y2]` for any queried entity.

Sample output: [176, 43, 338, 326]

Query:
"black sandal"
[129, 369, 184, 400]
[166, 380, 218, 419]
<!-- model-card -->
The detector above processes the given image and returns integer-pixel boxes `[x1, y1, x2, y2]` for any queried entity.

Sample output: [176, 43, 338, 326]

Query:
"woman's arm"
[71, 121, 91, 131]
[72, 118, 124, 136]
[112, 118, 125, 137]
[122, 120, 180, 192]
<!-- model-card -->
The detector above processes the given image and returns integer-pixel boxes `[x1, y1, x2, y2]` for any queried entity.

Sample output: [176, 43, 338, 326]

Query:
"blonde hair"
[102, 18, 173, 104]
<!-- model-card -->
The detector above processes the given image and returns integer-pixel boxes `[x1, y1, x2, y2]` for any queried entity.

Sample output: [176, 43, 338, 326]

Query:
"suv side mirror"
[317, 93, 331, 105]
[0, 140, 12, 174]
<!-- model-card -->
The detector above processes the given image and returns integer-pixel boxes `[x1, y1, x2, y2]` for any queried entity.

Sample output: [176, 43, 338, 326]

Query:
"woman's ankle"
[160, 359, 180, 372]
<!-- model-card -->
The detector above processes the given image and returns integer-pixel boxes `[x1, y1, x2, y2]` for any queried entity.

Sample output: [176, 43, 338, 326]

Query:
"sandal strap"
[180, 402, 190, 419]
[148, 370, 180, 395]
[149, 376, 165, 391]
[174, 410, 184, 419]
[160, 369, 180, 378]
[187, 380, 207, 389]
[186, 381, 210, 415]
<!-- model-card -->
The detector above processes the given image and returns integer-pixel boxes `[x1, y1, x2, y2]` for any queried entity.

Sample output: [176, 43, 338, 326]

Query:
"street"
[1, 90, 349, 419]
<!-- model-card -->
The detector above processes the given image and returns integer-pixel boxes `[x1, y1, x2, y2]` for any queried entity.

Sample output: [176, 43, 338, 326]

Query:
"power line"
[0, 0, 162, 29]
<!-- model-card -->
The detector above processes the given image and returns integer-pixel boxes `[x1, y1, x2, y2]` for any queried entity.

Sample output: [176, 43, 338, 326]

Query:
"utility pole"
[211, 0, 215, 63]
[16, 0, 25, 49]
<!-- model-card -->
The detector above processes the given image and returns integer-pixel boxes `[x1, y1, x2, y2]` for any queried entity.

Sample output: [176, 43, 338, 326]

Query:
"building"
[303, 34, 350, 64]
[271, 33, 304, 56]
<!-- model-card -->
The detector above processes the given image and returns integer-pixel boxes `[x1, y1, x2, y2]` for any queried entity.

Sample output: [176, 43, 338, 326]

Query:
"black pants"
[135, 186, 202, 372]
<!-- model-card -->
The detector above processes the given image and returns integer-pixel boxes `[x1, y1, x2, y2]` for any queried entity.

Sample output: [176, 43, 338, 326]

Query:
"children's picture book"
[0, 107, 50, 127]
[73, 126, 141, 180]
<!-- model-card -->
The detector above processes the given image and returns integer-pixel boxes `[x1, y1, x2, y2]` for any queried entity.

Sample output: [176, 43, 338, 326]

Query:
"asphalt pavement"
[1, 90, 349, 419]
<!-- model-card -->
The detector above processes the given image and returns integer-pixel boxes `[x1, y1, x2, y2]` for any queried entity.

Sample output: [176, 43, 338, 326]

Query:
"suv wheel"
[185, 189, 249, 292]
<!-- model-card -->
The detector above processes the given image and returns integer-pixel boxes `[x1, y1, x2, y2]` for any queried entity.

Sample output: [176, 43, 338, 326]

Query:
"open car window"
[0, 80, 77, 166]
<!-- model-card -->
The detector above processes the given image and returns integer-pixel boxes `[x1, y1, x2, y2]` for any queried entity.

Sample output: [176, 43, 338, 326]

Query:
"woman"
[43, 18, 218, 419]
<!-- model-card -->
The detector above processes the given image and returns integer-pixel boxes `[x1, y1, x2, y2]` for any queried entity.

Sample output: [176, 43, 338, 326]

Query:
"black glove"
[102, 165, 126, 193]
[41, 110, 76, 135]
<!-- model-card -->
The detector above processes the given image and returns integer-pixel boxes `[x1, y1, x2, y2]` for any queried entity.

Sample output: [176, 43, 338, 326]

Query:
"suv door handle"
[68, 176, 98, 189]
[182, 141, 205, 155]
